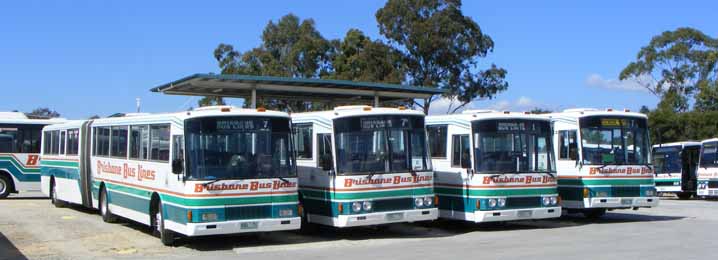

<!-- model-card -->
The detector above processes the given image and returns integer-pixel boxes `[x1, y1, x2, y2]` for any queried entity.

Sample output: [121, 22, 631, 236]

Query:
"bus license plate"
[240, 222, 258, 230]
[386, 213, 404, 221]
[518, 210, 532, 218]
[621, 199, 633, 205]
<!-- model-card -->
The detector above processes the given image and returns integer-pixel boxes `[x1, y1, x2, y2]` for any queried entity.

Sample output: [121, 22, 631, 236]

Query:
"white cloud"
[428, 97, 465, 115]
[428, 96, 553, 115]
[585, 73, 649, 92]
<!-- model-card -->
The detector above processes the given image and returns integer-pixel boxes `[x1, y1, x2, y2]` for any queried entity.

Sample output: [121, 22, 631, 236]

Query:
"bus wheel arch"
[98, 183, 117, 223]
[49, 176, 66, 207]
[0, 170, 14, 198]
[149, 192, 176, 246]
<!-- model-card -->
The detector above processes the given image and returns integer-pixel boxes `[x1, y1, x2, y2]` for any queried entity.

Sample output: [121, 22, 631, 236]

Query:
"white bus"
[426, 111, 561, 223]
[40, 106, 300, 245]
[292, 106, 438, 227]
[1, 112, 65, 198]
[697, 138, 718, 198]
[547, 109, 658, 218]
[652, 142, 701, 199]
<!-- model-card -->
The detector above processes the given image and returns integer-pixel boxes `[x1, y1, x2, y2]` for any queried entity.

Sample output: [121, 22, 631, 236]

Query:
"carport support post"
[374, 93, 379, 107]
[251, 87, 257, 109]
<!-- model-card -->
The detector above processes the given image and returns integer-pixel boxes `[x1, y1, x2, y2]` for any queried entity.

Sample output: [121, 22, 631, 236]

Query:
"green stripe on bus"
[299, 187, 434, 200]
[557, 178, 654, 186]
[40, 160, 80, 168]
[434, 187, 557, 197]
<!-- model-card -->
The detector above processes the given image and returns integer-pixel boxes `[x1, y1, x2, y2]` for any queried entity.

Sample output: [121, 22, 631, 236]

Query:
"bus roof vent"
[333, 105, 372, 112]
[0, 112, 29, 119]
[461, 109, 496, 114]
[562, 108, 599, 113]
[193, 105, 236, 112]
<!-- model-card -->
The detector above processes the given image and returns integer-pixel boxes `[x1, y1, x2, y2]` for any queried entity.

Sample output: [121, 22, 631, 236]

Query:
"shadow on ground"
[0, 232, 27, 260]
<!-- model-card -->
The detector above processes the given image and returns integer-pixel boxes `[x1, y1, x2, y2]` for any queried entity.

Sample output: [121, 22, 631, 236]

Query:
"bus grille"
[612, 186, 641, 197]
[655, 182, 676, 186]
[371, 198, 416, 212]
[225, 205, 273, 220]
[506, 197, 541, 208]
[709, 181, 718, 188]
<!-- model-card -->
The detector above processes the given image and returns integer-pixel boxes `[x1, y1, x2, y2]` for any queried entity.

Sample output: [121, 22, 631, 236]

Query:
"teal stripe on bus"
[299, 187, 434, 201]
[434, 186, 557, 197]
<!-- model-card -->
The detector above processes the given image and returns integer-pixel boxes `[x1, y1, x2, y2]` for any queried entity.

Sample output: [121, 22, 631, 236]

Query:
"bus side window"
[452, 134, 470, 169]
[559, 130, 577, 160]
[317, 134, 333, 170]
[172, 135, 184, 174]
[292, 123, 313, 160]
[427, 125, 447, 158]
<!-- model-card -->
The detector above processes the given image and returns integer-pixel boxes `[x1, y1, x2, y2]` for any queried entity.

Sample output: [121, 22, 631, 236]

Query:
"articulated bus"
[1, 112, 64, 198]
[652, 142, 701, 199]
[291, 106, 438, 227]
[547, 109, 658, 218]
[426, 111, 561, 223]
[697, 138, 718, 198]
[40, 106, 300, 245]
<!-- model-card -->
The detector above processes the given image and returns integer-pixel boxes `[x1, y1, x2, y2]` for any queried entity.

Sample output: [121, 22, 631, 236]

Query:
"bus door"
[79, 120, 94, 208]
[682, 146, 701, 192]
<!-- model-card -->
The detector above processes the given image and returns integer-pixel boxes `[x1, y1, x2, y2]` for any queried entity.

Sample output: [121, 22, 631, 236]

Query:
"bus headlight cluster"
[414, 196, 434, 208]
[351, 201, 373, 213]
[279, 209, 294, 217]
[542, 196, 559, 206]
[645, 189, 656, 197]
[698, 182, 708, 189]
[485, 197, 507, 209]
[201, 212, 218, 222]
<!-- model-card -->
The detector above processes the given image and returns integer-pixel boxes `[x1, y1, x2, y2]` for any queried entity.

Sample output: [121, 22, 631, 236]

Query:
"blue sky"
[1, 0, 716, 118]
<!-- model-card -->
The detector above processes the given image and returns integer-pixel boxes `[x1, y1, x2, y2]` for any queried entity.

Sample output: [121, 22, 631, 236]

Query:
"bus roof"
[701, 138, 718, 144]
[545, 108, 648, 122]
[150, 73, 445, 106]
[426, 111, 551, 126]
[652, 141, 702, 149]
[42, 106, 290, 131]
[291, 105, 425, 122]
[0, 111, 67, 125]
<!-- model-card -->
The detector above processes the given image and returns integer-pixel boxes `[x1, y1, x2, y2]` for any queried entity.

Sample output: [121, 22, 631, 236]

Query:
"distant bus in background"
[697, 138, 718, 198]
[0, 112, 65, 198]
[652, 142, 701, 199]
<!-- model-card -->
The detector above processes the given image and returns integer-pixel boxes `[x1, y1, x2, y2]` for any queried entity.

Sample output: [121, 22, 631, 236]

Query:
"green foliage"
[328, 29, 403, 84]
[620, 27, 718, 112]
[198, 96, 226, 107]
[26, 107, 60, 119]
[376, 0, 508, 114]
[528, 108, 552, 114]
[648, 109, 718, 144]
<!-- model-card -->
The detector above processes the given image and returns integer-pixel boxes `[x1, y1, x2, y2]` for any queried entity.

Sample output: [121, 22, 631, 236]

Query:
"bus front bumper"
[323, 208, 438, 227]
[471, 207, 561, 223]
[656, 185, 682, 193]
[697, 188, 718, 197]
[179, 217, 301, 237]
[584, 197, 659, 209]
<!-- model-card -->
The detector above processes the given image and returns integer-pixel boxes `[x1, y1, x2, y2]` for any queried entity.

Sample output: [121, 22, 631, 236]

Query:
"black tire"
[152, 200, 176, 246]
[677, 192, 693, 200]
[299, 205, 319, 234]
[583, 208, 607, 219]
[99, 187, 118, 223]
[0, 174, 12, 199]
[50, 179, 66, 208]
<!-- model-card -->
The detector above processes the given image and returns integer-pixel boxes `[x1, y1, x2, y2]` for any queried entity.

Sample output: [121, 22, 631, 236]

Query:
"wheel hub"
[0, 179, 6, 194]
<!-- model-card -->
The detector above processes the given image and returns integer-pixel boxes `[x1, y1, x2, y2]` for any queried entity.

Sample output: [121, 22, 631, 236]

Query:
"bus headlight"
[646, 189, 656, 197]
[550, 196, 558, 205]
[673, 181, 680, 186]
[497, 197, 507, 207]
[352, 202, 362, 213]
[201, 212, 218, 222]
[414, 197, 424, 207]
[596, 191, 609, 197]
[362, 201, 373, 211]
[423, 196, 433, 207]
[542, 197, 551, 206]
[279, 209, 294, 217]
[488, 198, 497, 208]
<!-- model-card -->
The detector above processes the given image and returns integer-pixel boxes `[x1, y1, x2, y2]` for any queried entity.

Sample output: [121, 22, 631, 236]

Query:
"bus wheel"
[99, 187, 118, 223]
[583, 208, 606, 219]
[0, 174, 11, 199]
[677, 193, 692, 200]
[152, 200, 176, 246]
[50, 179, 66, 208]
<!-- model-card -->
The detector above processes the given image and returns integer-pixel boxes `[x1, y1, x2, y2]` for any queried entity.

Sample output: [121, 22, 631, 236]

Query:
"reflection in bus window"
[579, 116, 648, 165]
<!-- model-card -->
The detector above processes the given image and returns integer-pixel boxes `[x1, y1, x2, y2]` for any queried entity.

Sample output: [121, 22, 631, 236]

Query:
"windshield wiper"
[366, 171, 377, 180]
[202, 179, 222, 187]
[277, 176, 290, 183]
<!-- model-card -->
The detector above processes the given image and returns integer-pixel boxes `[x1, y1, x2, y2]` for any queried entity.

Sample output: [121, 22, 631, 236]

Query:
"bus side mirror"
[172, 159, 184, 174]
[320, 154, 333, 171]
